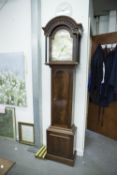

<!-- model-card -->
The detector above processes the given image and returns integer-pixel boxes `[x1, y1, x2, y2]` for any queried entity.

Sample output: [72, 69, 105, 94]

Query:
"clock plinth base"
[46, 125, 77, 166]
[46, 151, 76, 166]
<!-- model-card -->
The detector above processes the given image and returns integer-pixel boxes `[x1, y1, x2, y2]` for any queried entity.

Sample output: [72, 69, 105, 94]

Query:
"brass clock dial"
[51, 29, 73, 61]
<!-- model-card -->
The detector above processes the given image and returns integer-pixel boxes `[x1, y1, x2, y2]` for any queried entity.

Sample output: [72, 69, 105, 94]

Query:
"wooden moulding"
[92, 32, 117, 44]
[46, 151, 76, 166]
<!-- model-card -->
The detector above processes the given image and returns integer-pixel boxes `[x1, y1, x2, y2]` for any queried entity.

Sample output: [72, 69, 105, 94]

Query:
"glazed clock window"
[51, 29, 73, 61]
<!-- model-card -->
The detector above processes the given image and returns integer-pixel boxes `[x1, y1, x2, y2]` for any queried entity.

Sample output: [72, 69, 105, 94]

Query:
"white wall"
[41, 0, 90, 156]
[94, 10, 117, 34]
[99, 15, 109, 34]
[89, 0, 96, 35]
[108, 10, 117, 32]
[0, 0, 34, 139]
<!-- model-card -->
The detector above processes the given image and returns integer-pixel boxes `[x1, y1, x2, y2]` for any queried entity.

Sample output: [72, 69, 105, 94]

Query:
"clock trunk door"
[51, 66, 74, 128]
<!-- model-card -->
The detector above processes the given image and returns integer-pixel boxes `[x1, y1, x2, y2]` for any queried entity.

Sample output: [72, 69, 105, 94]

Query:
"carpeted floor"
[0, 130, 117, 175]
[0, 158, 15, 175]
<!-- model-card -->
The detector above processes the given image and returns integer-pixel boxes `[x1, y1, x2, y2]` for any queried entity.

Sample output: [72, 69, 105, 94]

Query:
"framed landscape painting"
[0, 107, 16, 139]
[0, 52, 26, 107]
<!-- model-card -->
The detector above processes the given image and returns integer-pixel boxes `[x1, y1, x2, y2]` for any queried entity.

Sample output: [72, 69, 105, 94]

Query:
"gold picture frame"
[18, 122, 35, 145]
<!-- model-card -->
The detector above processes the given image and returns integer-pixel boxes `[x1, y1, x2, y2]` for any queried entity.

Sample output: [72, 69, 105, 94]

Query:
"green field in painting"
[0, 108, 15, 139]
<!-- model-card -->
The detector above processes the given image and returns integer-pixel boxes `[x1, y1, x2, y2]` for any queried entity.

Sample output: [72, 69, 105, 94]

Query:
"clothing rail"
[91, 32, 117, 56]
[101, 43, 117, 49]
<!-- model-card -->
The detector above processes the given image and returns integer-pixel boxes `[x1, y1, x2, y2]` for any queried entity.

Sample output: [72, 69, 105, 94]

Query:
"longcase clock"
[43, 16, 83, 166]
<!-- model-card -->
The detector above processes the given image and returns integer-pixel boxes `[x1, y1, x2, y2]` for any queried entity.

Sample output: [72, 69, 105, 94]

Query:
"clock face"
[51, 29, 73, 61]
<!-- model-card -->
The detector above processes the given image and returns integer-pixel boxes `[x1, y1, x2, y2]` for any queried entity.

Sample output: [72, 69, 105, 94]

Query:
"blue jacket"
[89, 44, 117, 107]
[88, 44, 104, 105]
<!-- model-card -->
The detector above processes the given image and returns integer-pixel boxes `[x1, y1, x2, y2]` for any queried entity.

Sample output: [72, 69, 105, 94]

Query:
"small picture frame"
[18, 122, 35, 145]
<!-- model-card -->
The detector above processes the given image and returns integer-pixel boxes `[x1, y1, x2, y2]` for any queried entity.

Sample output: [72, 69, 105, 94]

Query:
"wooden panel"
[47, 132, 73, 158]
[88, 102, 117, 140]
[92, 32, 117, 44]
[47, 126, 76, 159]
[51, 65, 74, 128]
[87, 32, 117, 140]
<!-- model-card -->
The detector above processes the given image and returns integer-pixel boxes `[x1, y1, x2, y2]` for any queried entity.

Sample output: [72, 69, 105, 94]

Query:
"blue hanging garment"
[89, 44, 117, 107]
[88, 44, 104, 105]
[99, 47, 115, 107]
[108, 45, 117, 94]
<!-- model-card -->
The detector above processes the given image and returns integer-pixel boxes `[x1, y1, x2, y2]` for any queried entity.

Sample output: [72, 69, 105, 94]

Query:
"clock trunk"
[51, 65, 74, 128]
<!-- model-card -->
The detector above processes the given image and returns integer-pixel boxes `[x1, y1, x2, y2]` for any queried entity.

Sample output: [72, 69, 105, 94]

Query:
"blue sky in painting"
[0, 52, 25, 79]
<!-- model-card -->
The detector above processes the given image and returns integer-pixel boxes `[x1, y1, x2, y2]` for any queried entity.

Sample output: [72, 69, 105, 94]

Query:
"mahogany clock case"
[43, 16, 83, 166]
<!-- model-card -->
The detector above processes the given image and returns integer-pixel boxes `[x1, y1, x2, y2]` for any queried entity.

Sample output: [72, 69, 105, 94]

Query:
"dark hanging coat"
[88, 44, 104, 105]
[99, 48, 115, 106]
[89, 44, 117, 107]
[108, 45, 117, 94]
